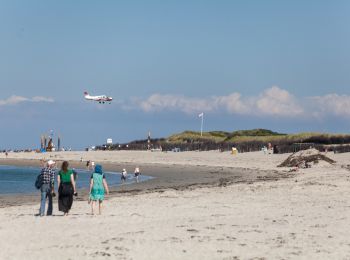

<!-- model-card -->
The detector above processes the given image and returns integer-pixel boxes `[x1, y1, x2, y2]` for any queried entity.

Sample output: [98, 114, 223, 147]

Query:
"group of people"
[120, 167, 141, 183]
[85, 160, 95, 170]
[38, 160, 110, 216]
[38, 160, 141, 216]
[262, 143, 279, 154]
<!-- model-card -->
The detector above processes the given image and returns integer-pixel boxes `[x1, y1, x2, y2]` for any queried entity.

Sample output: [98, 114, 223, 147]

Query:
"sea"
[0, 165, 152, 195]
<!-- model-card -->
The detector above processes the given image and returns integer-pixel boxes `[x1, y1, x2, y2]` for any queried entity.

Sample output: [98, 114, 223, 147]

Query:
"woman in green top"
[58, 161, 77, 216]
[89, 164, 109, 215]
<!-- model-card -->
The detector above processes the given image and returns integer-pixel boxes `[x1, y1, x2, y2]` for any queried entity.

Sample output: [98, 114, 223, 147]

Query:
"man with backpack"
[39, 160, 56, 216]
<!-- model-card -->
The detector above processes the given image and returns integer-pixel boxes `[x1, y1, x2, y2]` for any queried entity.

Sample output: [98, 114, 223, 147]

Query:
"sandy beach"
[3, 0, 350, 258]
[1, 150, 350, 259]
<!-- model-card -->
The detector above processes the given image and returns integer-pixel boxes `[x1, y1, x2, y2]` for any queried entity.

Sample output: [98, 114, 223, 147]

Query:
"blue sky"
[1, 0, 350, 149]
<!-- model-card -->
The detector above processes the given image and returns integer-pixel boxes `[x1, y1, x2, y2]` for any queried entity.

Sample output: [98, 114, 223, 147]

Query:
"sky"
[1, 0, 350, 149]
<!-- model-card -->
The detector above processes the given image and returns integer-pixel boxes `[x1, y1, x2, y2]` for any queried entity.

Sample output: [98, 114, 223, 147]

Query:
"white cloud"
[126, 86, 350, 119]
[310, 94, 350, 117]
[0, 95, 54, 106]
[31, 96, 55, 103]
[254, 86, 303, 117]
[138, 94, 217, 114]
[133, 86, 303, 117]
[0, 96, 28, 106]
[213, 93, 250, 114]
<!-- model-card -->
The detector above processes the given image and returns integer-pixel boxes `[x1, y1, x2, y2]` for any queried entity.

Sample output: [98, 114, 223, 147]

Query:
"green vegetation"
[225, 132, 320, 143]
[168, 129, 284, 143]
[168, 130, 229, 143]
[167, 129, 350, 145]
[229, 129, 285, 137]
[100, 129, 350, 153]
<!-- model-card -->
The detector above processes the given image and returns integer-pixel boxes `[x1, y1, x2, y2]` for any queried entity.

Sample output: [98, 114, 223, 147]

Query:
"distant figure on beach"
[268, 143, 273, 154]
[262, 146, 268, 154]
[58, 161, 77, 216]
[5, 152, 8, 158]
[89, 164, 109, 215]
[39, 160, 56, 216]
[86, 160, 91, 170]
[134, 167, 141, 183]
[121, 168, 127, 183]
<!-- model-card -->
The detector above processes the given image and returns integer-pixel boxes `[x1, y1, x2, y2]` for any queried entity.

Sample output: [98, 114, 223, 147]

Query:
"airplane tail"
[84, 91, 89, 96]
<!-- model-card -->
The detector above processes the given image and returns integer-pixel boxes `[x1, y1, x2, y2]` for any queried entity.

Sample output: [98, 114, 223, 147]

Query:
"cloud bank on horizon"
[2, 87, 350, 120]
[129, 86, 350, 119]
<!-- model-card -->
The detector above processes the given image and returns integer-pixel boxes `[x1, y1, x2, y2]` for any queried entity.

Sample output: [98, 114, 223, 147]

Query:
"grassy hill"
[101, 129, 350, 154]
[168, 130, 230, 143]
[167, 129, 350, 145]
[167, 129, 285, 143]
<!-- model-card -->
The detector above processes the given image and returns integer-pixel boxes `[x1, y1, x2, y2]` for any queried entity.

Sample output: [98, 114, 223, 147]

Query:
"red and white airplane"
[84, 92, 113, 104]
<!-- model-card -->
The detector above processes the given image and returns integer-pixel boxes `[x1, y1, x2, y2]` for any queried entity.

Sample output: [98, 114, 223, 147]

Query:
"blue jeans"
[40, 184, 53, 216]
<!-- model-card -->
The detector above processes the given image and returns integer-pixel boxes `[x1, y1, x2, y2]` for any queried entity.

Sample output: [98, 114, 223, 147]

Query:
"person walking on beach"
[134, 167, 141, 183]
[86, 160, 91, 170]
[121, 168, 127, 183]
[89, 164, 109, 215]
[58, 161, 77, 216]
[39, 160, 56, 216]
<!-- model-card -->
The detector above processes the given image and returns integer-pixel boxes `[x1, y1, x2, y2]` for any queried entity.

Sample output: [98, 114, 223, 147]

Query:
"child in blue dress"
[89, 164, 109, 215]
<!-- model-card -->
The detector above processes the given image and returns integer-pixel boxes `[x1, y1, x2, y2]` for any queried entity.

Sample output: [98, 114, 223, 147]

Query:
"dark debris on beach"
[278, 149, 336, 168]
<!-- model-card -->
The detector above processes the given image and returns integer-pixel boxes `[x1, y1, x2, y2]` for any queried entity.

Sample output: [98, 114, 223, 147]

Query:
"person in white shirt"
[134, 167, 141, 183]
[121, 168, 127, 183]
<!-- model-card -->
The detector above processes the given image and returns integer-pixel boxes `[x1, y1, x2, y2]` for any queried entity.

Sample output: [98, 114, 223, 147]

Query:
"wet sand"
[0, 158, 291, 207]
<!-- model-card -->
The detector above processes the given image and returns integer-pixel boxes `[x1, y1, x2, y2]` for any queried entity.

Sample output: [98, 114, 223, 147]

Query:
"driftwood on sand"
[278, 148, 336, 168]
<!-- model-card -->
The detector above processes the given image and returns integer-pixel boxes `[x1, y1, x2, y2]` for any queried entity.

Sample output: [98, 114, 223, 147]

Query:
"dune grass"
[167, 129, 350, 145]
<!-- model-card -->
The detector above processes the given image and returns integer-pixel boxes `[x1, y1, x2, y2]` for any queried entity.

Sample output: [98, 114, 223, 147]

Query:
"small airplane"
[84, 92, 113, 104]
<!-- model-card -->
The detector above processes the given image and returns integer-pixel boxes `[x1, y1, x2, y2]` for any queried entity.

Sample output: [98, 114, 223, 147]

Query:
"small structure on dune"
[278, 148, 336, 168]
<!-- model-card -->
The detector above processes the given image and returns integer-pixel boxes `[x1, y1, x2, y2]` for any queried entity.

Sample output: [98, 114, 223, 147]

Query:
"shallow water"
[0, 165, 153, 195]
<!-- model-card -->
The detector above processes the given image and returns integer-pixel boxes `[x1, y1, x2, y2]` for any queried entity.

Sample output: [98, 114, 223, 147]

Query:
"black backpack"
[35, 174, 43, 189]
